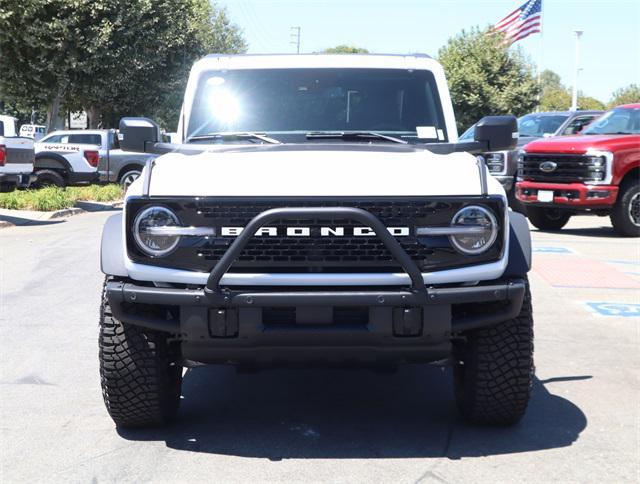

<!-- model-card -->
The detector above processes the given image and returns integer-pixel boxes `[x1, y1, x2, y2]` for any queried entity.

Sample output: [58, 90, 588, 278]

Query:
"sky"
[221, 0, 640, 102]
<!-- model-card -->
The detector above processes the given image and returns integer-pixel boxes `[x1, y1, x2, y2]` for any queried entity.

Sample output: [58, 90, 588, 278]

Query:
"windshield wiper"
[306, 131, 408, 144]
[187, 132, 281, 144]
[584, 131, 634, 135]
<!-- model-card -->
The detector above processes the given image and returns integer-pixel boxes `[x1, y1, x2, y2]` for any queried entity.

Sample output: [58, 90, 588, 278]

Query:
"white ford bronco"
[99, 54, 534, 428]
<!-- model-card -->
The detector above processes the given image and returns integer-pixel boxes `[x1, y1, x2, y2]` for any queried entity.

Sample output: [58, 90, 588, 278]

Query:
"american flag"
[491, 0, 543, 45]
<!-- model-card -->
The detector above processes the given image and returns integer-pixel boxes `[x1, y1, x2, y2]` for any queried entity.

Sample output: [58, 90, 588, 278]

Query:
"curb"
[74, 200, 124, 211]
[0, 199, 122, 228]
[48, 207, 86, 219]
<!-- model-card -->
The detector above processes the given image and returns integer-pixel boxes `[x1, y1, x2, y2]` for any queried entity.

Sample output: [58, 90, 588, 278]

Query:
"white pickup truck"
[0, 115, 36, 192]
[35, 129, 154, 188]
[33, 132, 101, 187]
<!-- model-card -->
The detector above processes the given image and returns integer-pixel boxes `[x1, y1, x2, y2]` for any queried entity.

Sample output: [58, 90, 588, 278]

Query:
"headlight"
[485, 152, 506, 174]
[133, 206, 181, 257]
[449, 206, 498, 255]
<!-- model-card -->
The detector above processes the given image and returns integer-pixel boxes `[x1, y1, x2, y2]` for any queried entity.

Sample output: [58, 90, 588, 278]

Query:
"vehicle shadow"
[118, 365, 588, 459]
[0, 214, 65, 226]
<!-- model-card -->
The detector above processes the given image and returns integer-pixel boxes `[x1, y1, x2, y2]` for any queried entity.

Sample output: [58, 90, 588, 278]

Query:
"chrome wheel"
[629, 192, 640, 227]
[120, 171, 141, 190]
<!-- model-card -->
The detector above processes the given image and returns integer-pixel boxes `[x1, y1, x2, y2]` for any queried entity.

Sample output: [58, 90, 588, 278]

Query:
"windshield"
[187, 68, 448, 143]
[582, 107, 640, 135]
[517, 114, 569, 138]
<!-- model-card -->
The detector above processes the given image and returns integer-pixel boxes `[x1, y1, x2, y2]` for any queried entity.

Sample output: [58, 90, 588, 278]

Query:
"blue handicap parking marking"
[532, 246, 573, 254]
[586, 302, 640, 318]
[607, 260, 640, 266]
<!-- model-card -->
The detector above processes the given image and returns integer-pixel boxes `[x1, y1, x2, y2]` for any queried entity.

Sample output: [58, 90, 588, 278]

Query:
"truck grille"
[518, 153, 607, 183]
[126, 197, 505, 274]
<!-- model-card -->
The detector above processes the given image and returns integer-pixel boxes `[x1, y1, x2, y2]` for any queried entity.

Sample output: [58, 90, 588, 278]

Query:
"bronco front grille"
[519, 153, 608, 183]
[126, 197, 505, 274]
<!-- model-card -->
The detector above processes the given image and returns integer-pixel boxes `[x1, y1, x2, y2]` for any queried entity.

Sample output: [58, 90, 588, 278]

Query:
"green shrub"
[0, 184, 123, 211]
[66, 184, 123, 202]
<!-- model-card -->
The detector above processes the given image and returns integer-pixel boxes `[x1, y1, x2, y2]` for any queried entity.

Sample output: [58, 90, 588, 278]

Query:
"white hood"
[142, 146, 499, 198]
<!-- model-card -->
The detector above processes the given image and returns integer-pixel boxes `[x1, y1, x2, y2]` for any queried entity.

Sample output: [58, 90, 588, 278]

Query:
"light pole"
[290, 26, 301, 54]
[570, 30, 583, 111]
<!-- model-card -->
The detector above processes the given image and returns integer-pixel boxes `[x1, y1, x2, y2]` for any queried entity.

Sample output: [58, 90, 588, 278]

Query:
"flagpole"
[537, 0, 544, 112]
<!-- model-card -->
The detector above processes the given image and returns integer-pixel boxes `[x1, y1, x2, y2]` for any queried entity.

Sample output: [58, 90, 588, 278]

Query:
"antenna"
[290, 26, 301, 54]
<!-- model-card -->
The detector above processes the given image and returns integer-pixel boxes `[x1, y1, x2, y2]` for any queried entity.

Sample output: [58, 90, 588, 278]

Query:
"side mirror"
[118, 117, 161, 153]
[474, 116, 518, 152]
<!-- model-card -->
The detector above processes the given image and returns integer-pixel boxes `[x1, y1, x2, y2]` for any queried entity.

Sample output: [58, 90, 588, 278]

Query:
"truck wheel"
[119, 169, 141, 190]
[99, 278, 182, 427]
[33, 169, 65, 188]
[525, 206, 570, 231]
[0, 183, 16, 193]
[453, 279, 534, 425]
[610, 180, 640, 237]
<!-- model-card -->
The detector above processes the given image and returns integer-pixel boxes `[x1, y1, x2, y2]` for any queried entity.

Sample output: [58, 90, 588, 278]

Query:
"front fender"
[101, 213, 128, 277]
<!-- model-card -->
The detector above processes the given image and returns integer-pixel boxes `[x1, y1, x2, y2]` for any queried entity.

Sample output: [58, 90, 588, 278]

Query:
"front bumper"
[107, 206, 524, 365]
[106, 278, 526, 364]
[516, 181, 619, 208]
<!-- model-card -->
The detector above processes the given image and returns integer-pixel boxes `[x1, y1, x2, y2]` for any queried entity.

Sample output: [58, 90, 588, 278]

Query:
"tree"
[608, 84, 640, 108]
[577, 95, 605, 111]
[438, 27, 539, 131]
[539, 88, 571, 111]
[539, 69, 563, 93]
[322, 45, 369, 54]
[537, 68, 605, 112]
[0, 0, 246, 131]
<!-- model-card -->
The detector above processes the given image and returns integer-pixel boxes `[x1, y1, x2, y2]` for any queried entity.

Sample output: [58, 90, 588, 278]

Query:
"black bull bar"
[106, 207, 526, 342]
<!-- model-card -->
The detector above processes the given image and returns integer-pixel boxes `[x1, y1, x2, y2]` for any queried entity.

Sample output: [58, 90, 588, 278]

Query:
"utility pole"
[290, 26, 301, 54]
[570, 30, 583, 111]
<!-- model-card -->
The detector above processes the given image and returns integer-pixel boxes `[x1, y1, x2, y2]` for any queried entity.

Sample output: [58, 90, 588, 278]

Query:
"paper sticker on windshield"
[416, 126, 437, 139]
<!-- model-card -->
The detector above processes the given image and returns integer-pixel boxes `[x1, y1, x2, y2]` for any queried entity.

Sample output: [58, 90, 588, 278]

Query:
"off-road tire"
[525, 206, 570, 231]
[453, 279, 534, 425]
[33, 169, 65, 188]
[610, 178, 640, 237]
[99, 278, 182, 427]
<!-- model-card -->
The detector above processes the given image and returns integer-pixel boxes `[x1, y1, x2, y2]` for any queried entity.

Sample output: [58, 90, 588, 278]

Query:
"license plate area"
[537, 190, 554, 203]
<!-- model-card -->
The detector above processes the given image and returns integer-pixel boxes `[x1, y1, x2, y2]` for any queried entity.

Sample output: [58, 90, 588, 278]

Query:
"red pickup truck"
[516, 104, 640, 236]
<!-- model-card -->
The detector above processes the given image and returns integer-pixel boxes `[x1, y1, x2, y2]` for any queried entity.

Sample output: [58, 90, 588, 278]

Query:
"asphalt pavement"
[1, 210, 638, 483]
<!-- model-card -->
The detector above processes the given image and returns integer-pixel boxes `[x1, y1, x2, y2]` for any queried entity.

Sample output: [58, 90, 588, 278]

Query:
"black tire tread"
[610, 178, 640, 237]
[34, 169, 65, 188]
[454, 280, 534, 425]
[526, 206, 570, 231]
[99, 278, 181, 427]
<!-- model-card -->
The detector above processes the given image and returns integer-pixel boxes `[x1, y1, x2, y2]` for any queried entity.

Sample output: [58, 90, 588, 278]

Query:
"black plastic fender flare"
[504, 211, 532, 277]
[34, 152, 73, 173]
